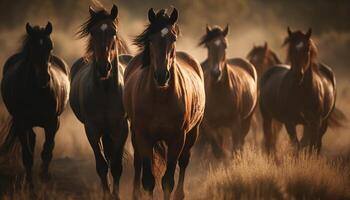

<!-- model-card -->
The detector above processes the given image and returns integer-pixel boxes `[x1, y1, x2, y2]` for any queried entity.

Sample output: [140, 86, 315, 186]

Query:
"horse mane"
[76, 8, 125, 61]
[134, 9, 179, 68]
[199, 26, 223, 46]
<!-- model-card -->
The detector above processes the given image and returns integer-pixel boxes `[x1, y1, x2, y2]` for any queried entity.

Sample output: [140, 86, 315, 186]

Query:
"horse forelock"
[77, 9, 123, 61]
[134, 11, 179, 68]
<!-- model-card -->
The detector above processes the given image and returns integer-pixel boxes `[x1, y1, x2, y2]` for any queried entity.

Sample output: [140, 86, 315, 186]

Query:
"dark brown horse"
[124, 8, 205, 200]
[69, 5, 131, 197]
[260, 27, 339, 154]
[198, 25, 257, 158]
[246, 43, 283, 142]
[0, 22, 69, 187]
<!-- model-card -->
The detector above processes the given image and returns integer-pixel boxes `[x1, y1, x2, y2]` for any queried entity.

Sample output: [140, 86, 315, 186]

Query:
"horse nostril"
[154, 69, 170, 86]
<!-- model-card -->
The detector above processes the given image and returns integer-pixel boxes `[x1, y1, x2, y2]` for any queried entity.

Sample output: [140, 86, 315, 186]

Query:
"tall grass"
[200, 146, 350, 200]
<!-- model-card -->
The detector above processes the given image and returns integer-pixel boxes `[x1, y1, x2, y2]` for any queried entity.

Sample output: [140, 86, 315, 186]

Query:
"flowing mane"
[76, 8, 127, 61]
[133, 9, 179, 68]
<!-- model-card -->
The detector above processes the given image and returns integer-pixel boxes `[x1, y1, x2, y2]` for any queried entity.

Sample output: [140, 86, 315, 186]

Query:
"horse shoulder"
[226, 58, 257, 83]
[2, 53, 22, 76]
[70, 57, 87, 81]
[176, 51, 203, 80]
[318, 63, 336, 88]
[124, 54, 143, 81]
[50, 55, 69, 75]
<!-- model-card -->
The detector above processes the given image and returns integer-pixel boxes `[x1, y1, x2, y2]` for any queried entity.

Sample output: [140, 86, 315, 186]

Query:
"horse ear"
[206, 24, 211, 33]
[306, 28, 312, 38]
[110, 4, 118, 20]
[287, 26, 292, 36]
[264, 41, 268, 50]
[223, 24, 229, 37]
[45, 21, 52, 35]
[169, 8, 178, 25]
[148, 8, 156, 23]
[26, 23, 33, 35]
[89, 6, 96, 16]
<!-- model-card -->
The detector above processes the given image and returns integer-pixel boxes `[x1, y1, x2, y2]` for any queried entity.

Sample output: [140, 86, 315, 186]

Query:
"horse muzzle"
[99, 63, 112, 80]
[211, 68, 222, 81]
[154, 69, 170, 87]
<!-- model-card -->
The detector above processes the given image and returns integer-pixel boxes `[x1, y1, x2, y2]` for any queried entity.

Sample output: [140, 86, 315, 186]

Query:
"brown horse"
[69, 5, 131, 197]
[246, 43, 283, 142]
[198, 25, 257, 158]
[124, 8, 205, 200]
[247, 42, 282, 81]
[0, 22, 69, 188]
[260, 27, 339, 154]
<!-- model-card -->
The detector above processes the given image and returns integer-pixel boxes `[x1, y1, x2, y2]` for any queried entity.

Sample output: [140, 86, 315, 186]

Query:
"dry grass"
[199, 146, 350, 200]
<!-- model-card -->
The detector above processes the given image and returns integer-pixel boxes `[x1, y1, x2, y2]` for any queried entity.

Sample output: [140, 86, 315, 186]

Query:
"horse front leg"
[285, 123, 300, 153]
[84, 124, 110, 193]
[41, 118, 59, 181]
[175, 123, 200, 200]
[17, 124, 36, 188]
[110, 120, 128, 199]
[162, 133, 185, 200]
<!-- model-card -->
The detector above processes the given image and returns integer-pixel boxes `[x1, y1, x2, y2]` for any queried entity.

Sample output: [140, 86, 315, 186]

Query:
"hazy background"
[0, 0, 349, 161]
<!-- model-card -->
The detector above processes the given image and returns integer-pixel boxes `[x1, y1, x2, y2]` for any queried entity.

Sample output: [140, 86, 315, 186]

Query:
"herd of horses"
[0, 4, 344, 200]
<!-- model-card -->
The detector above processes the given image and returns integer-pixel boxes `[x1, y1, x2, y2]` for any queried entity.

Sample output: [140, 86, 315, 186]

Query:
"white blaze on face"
[161, 28, 169, 37]
[296, 41, 304, 49]
[100, 23, 108, 31]
[39, 39, 43, 45]
[252, 55, 259, 61]
[214, 39, 221, 46]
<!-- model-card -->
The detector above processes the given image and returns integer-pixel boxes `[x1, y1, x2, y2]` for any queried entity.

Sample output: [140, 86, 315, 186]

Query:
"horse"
[0, 22, 69, 187]
[198, 25, 257, 159]
[69, 5, 131, 197]
[247, 42, 282, 81]
[260, 27, 340, 154]
[246, 42, 283, 143]
[124, 8, 205, 200]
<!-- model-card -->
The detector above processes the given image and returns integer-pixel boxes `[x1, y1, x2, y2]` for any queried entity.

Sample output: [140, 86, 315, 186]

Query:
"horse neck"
[147, 57, 178, 95]
[207, 48, 226, 68]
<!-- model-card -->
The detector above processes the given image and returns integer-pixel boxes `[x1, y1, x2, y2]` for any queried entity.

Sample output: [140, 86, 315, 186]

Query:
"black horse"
[1, 22, 70, 187]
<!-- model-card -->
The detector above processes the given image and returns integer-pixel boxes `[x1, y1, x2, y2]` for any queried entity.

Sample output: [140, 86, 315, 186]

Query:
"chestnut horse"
[198, 25, 257, 158]
[124, 8, 205, 200]
[0, 22, 69, 187]
[247, 42, 282, 81]
[69, 5, 131, 197]
[260, 27, 338, 154]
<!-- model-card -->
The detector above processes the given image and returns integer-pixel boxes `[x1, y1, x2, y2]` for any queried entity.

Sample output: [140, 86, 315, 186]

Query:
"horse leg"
[285, 123, 300, 152]
[110, 120, 128, 199]
[162, 133, 185, 200]
[316, 121, 328, 154]
[85, 124, 109, 193]
[131, 128, 142, 200]
[40, 118, 59, 181]
[18, 125, 35, 188]
[202, 122, 225, 159]
[262, 116, 276, 155]
[237, 115, 253, 153]
[134, 130, 155, 198]
[175, 123, 199, 200]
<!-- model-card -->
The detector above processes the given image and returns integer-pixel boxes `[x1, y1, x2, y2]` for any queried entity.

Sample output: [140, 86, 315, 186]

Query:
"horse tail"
[0, 116, 21, 164]
[152, 141, 167, 178]
[328, 107, 347, 128]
